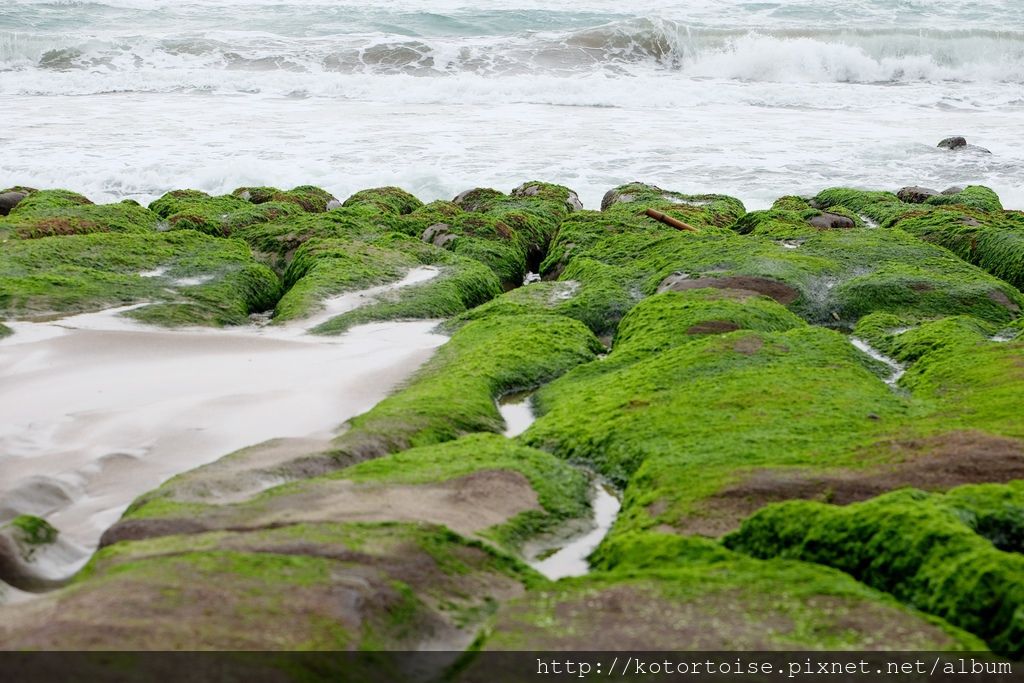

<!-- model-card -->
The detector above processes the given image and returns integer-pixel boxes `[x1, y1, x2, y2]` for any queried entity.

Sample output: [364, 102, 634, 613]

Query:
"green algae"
[812, 185, 1024, 289]
[149, 189, 305, 237]
[380, 182, 579, 289]
[328, 313, 603, 461]
[1, 190, 158, 239]
[725, 486, 1024, 656]
[339, 434, 591, 550]
[478, 548, 982, 652]
[232, 184, 338, 213]
[9, 515, 59, 546]
[341, 186, 423, 216]
[0, 231, 281, 325]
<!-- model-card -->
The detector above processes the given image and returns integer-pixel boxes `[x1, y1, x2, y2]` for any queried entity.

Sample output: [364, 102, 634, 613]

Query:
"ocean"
[1, 0, 1023, 209]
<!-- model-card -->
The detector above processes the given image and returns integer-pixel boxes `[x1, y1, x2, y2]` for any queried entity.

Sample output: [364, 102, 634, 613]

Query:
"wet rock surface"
[1, 179, 1022, 657]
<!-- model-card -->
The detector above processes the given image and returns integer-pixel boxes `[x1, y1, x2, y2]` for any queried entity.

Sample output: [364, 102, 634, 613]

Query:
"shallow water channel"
[497, 392, 621, 580]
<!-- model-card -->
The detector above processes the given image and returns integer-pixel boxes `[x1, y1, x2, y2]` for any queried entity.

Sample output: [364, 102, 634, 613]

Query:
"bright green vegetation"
[1, 189, 158, 239]
[523, 319, 908, 541]
[5, 181, 1023, 655]
[339, 434, 591, 549]
[813, 185, 1024, 289]
[4, 521, 531, 653]
[342, 186, 423, 215]
[9, 515, 59, 546]
[380, 182, 579, 289]
[477, 539, 982, 652]
[149, 189, 305, 237]
[232, 185, 338, 213]
[725, 485, 1024, 656]
[0, 231, 281, 325]
[327, 313, 602, 461]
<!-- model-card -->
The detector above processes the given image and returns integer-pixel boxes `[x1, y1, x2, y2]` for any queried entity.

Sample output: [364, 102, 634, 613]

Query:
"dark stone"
[600, 189, 635, 211]
[941, 186, 965, 195]
[897, 186, 939, 204]
[0, 191, 27, 216]
[938, 136, 968, 150]
[937, 137, 991, 154]
[807, 212, 856, 229]
[99, 518, 211, 547]
[421, 223, 456, 248]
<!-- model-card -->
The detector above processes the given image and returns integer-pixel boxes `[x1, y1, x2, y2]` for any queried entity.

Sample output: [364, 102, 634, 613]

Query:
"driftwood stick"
[645, 208, 697, 232]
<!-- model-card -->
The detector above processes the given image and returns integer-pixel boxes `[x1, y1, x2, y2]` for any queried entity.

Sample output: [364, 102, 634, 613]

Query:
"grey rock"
[808, 212, 856, 229]
[938, 136, 968, 150]
[422, 223, 457, 249]
[0, 191, 27, 216]
[941, 186, 965, 195]
[897, 186, 939, 204]
[325, 199, 342, 211]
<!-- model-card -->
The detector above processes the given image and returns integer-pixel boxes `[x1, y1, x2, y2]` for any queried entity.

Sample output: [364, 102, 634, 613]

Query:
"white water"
[851, 336, 906, 387]
[0, 274, 449, 577]
[530, 482, 621, 580]
[1, 1, 1023, 209]
[496, 391, 622, 579]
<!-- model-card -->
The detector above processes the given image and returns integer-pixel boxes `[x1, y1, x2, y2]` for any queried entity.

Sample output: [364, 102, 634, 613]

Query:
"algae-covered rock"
[725, 485, 1024, 656]
[473, 539, 981, 655]
[0, 231, 281, 326]
[0, 190, 159, 239]
[1, 522, 531, 653]
[149, 189, 304, 237]
[233, 184, 338, 213]
[383, 182, 579, 289]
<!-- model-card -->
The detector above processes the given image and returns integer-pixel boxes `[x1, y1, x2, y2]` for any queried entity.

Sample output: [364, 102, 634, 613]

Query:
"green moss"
[341, 186, 423, 216]
[381, 182, 579, 289]
[813, 185, 1024, 289]
[0, 322, 10, 338]
[340, 434, 591, 549]
[329, 313, 602, 460]
[1, 190, 158, 239]
[0, 231, 281, 326]
[724, 486, 1024, 656]
[9, 515, 59, 545]
[149, 189, 305, 237]
[525, 325, 908, 547]
[613, 289, 806, 357]
[480, 550, 982, 651]
[233, 185, 338, 213]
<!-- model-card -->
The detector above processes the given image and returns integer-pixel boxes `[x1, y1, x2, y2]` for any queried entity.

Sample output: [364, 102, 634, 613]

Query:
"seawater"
[1, 0, 1022, 208]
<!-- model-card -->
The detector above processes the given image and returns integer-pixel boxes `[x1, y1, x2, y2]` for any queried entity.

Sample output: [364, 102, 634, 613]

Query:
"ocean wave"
[2, 19, 1024, 93]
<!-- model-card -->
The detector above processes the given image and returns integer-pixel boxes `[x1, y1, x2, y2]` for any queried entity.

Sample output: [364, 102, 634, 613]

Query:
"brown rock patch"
[675, 430, 1024, 536]
[732, 336, 764, 355]
[658, 275, 800, 305]
[687, 320, 741, 335]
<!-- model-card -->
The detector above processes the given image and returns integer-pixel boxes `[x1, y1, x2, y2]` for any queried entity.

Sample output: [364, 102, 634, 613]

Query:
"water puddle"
[850, 337, 905, 387]
[497, 391, 622, 579]
[528, 480, 621, 581]
[497, 391, 536, 438]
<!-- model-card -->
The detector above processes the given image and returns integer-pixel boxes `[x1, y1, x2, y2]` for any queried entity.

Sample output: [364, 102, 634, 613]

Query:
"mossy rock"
[233, 184, 338, 213]
[474, 543, 981, 654]
[2, 522, 530, 653]
[725, 484, 1024, 656]
[115, 434, 591, 555]
[1, 190, 158, 239]
[341, 186, 423, 216]
[812, 185, 1024, 289]
[0, 231, 281, 326]
[327, 313, 603, 460]
[149, 189, 305, 237]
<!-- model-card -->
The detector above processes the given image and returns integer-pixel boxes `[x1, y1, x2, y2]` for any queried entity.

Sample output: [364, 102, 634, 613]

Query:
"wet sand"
[0, 278, 447, 577]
